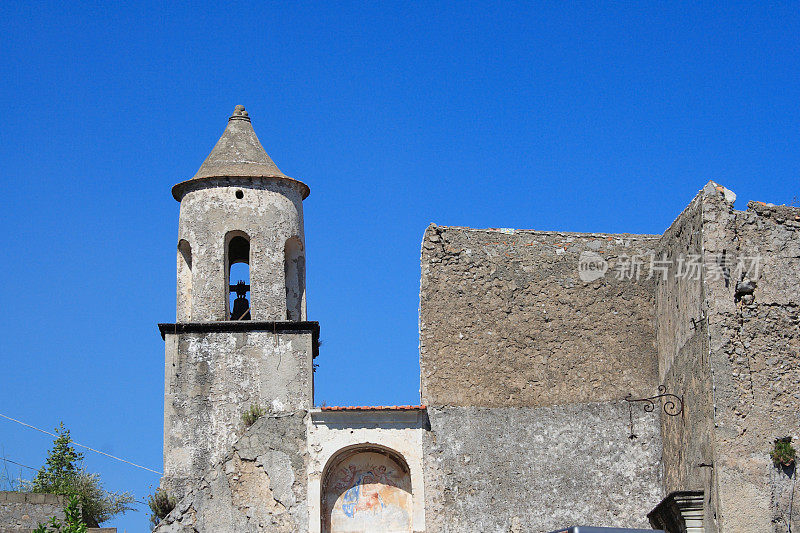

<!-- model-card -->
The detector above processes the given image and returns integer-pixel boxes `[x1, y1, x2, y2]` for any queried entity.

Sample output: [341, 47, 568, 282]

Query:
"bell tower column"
[159, 106, 318, 498]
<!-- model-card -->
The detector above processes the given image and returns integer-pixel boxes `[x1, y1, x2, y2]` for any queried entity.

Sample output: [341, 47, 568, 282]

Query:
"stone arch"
[225, 230, 251, 320]
[321, 445, 412, 533]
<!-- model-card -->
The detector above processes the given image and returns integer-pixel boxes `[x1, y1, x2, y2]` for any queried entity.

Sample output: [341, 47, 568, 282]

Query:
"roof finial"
[229, 105, 250, 122]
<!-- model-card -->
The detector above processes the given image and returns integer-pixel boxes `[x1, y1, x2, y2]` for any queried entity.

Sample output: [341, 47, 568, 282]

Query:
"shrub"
[67, 470, 135, 526]
[31, 423, 135, 526]
[147, 488, 177, 529]
[242, 404, 265, 427]
[771, 437, 796, 467]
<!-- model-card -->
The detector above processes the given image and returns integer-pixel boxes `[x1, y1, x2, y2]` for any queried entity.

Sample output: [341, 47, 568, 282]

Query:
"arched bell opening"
[321, 445, 413, 533]
[225, 231, 251, 320]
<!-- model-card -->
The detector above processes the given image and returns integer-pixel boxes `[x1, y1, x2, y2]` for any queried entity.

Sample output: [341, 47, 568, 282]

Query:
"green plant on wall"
[147, 487, 177, 529]
[242, 404, 266, 427]
[33, 494, 87, 533]
[771, 437, 796, 467]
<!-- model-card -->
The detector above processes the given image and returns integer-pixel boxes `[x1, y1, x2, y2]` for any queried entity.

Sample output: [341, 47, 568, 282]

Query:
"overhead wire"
[0, 412, 162, 475]
[1, 456, 37, 471]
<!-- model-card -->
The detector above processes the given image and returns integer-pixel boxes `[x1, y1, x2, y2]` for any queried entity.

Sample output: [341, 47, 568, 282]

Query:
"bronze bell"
[229, 281, 251, 320]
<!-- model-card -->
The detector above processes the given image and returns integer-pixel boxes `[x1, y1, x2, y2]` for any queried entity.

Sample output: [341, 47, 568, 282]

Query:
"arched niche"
[321, 445, 412, 533]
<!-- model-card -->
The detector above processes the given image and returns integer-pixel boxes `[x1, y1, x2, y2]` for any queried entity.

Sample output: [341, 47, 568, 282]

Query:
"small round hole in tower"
[235, 190, 244, 199]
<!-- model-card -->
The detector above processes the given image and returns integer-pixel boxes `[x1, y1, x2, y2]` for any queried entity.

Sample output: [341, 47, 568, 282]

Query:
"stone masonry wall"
[420, 225, 660, 407]
[0, 492, 64, 532]
[419, 224, 665, 531]
[163, 330, 313, 499]
[423, 403, 663, 532]
[700, 187, 800, 532]
[655, 189, 718, 530]
[155, 411, 308, 533]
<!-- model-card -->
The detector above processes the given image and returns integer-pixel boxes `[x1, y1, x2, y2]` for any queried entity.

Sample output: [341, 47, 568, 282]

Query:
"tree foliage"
[32, 423, 83, 492]
[31, 423, 135, 527]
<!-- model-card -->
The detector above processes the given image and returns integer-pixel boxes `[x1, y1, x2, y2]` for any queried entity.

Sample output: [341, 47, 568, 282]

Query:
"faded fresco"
[322, 450, 412, 533]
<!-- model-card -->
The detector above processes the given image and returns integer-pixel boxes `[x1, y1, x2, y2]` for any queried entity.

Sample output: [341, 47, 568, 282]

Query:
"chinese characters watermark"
[578, 251, 762, 282]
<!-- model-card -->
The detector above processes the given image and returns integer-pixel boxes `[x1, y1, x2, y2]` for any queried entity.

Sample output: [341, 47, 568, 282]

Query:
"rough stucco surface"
[0, 492, 64, 532]
[655, 183, 800, 533]
[155, 412, 308, 533]
[419, 225, 660, 407]
[699, 189, 800, 533]
[423, 403, 663, 533]
[177, 180, 306, 322]
[163, 331, 313, 498]
[655, 191, 718, 530]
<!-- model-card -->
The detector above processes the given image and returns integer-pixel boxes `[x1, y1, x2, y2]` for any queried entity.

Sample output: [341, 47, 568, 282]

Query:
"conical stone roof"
[172, 105, 309, 200]
[192, 105, 287, 180]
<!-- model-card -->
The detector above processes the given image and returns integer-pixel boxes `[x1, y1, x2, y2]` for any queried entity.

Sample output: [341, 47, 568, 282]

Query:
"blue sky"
[0, 2, 797, 531]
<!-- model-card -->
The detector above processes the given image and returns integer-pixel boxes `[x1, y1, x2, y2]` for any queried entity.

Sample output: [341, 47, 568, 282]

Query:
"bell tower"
[172, 104, 309, 322]
[160, 106, 318, 498]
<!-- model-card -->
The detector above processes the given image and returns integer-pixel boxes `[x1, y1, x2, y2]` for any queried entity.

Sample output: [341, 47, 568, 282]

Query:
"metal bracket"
[624, 385, 684, 439]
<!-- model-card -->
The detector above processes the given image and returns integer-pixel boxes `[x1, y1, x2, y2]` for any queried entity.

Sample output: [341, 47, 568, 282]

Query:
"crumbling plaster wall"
[655, 182, 800, 532]
[420, 225, 665, 531]
[423, 403, 663, 532]
[155, 412, 309, 533]
[163, 331, 313, 499]
[700, 187, 800, 533]
[420, 225, 660, 407]
[176, 179, 306, 322]
[306, 409, 426, 533]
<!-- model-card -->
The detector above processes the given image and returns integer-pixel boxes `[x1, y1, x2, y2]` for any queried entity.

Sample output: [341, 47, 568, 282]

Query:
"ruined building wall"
[655, 183, 800, 533]
[419, 225, 664, 532]
[420, 225, 660, 407]
[155, 412, 309, 533]
[423, 403, 662, 533]
[0, 492, 65, 532]
[162, 329, 314, 499]
[700, 190, 800, 532]
[654, 189, 718, 530]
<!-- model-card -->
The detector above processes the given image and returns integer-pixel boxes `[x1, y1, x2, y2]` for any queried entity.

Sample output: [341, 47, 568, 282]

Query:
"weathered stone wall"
[163, 329, 313, 498]
[0, 492, 64, 532]
[155, 412, 309, 533]
[700, 189, 800, 532]
[420, 225, 660, 407]
[423, 403, 663, 532]
[655, 182, 800, 532]
[654, 189, 717, 530]
[177, 179, 306, 322]
[419, 224, 665, 531]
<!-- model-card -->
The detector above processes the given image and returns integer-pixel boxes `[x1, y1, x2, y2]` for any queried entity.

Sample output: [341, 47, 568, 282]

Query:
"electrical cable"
[0, 412, 162, 475]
